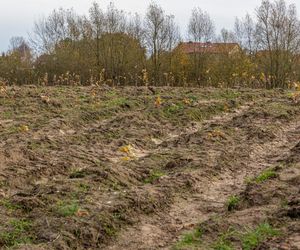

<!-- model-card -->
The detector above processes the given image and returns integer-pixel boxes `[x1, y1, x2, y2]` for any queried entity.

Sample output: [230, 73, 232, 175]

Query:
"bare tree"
[9, 37, 27, 52]
[127, 13, 145, 43]
[30, 9, 76, 53]
[144, 2, 169, 83]
[218, 28, 236, 43]
[165, 15, 180, 71]
[89, 2, 105, 68]
[187, 7, 215, 84]
[256, 0, 300, 87]
[234, 14, 256, 54]
[104, 2, 127, 79]
[188, 7, 215, 42]
[244, 14, 256, 54]
[105, 2, 126, 34]
[165, 15, 180, 52]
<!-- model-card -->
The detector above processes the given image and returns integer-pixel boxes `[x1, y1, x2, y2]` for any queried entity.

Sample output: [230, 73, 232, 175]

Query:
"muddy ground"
[0, 86, 299, 250]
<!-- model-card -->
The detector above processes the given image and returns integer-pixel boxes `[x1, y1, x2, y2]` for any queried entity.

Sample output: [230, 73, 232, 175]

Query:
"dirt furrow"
[2, 87, 299, 250]
[105, 107, 300, 250]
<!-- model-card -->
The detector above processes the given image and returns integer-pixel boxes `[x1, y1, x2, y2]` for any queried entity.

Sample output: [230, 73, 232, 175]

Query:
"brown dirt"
[0, 86, 299, 250]
[106, 96, 300, 250]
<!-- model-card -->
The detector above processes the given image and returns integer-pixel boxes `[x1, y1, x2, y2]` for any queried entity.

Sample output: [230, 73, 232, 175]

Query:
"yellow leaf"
[19, 125, 29, 133]
[223, 104, 229, 112]
[119, 145, 132, 155]
[183, 98, 191, 105]
[0, 86, 6, 93]
[155, 96, 162, 107]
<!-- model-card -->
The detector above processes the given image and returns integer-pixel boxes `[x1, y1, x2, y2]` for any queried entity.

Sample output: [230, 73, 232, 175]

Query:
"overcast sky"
[0, 0, 299, 52]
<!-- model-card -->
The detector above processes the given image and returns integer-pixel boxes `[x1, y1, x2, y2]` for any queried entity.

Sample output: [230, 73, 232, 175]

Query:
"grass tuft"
[174, 228, 202, 249]
[0, 199, 22, 210]
[226, 195, 240, 211]
[57, 201, 79, 217]
[213, 228, 235, 250]
[0, 219, 32, 247]
[241, 223, 279, 250]
[144, 170, 165, 184]
[253, 169, 277, 183]
[69, 169, 87, 179]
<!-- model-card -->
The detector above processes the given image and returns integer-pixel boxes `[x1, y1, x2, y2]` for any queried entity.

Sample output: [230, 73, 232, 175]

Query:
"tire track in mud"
[111, 103, 254, 163]
[105, 101, 300, 250]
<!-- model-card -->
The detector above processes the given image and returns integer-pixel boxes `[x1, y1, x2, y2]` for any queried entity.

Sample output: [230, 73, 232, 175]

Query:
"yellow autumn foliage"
[155, 96, 162, 107]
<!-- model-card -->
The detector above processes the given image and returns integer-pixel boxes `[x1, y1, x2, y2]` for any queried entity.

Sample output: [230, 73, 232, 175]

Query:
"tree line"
[1, 0, 300, 88]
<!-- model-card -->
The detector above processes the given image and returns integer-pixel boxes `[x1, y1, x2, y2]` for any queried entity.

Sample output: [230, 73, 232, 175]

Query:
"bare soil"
[0, 86, 299, 250]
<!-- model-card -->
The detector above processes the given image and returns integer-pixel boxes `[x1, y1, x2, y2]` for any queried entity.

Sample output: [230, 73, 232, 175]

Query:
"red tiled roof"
[179, 42, 240, 54]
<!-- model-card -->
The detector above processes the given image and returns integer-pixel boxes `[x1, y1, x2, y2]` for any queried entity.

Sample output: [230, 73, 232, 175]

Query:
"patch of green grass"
[106, 90, 117, 97]
[163, 103, 185, 117]
[187, 103, 227, 122]
[1, 125, 19, 136]
[103, 224, 117, 237]
[175, 221, 279, 250]
[264, 102, 297, 119]
[9, 219, 31, 233]
[144, 170, 165, 184]
[214, 242, 234, 250]
[226, 195, 240, 211]
[103, 97, 131, 109]
[187, 95, 198, 102]
[174, 228, 202, 249]
[280, 199, 289, 209]
[213, 237, 234, 250]
[187, 109, 205, 121]
[241, 223, 279, 250]
[212, 228, 235, 250]
[253, 169, 277, 183]
[0, 199, 22, 210]
[28, 141, 39, 150]
[56, 201, 79, 217]
[69, 170, 87, 179]
[78, 183, 90, 193]
[1, 110, 14, 119]
[108, 181, 122, 191]
[0, 219, 32, 247]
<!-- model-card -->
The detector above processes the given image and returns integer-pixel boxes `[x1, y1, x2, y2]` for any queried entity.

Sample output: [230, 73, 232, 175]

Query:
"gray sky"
[0, 0, 299, 52]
